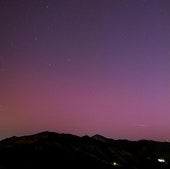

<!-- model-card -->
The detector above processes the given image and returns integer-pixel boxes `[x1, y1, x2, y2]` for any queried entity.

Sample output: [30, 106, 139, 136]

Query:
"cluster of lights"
[157, 158, 165, 163]
[111, 158, 166, 167]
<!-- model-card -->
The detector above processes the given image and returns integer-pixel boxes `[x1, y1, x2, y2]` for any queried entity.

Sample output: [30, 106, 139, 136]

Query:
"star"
[10, 41, 14, 47]
[67, 58, 71, 63]
[34, 37, 38, 41]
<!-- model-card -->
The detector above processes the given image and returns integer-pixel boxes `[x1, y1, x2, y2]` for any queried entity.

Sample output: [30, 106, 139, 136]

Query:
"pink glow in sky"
[0, 0, 170, 141]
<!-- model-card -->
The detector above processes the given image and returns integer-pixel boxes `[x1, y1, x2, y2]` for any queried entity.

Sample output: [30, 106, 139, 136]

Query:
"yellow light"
[112, 162, 118, 166]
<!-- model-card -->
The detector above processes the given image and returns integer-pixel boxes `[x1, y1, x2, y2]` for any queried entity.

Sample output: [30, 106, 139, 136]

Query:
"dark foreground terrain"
[0, 131, 170, 169]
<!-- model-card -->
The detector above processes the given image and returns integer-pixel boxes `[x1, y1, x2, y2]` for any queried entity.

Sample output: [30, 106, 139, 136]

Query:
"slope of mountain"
[0, 131, 170, 169]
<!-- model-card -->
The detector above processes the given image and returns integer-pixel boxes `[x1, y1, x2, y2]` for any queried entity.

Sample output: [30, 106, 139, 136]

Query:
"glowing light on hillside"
[158, 158, 165, 163]
[112, 162, 119, 166]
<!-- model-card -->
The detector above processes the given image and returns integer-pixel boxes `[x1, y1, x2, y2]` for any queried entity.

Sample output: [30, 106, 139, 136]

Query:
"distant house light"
[158, 158, 165, 163]
[112, 162, 119, 166]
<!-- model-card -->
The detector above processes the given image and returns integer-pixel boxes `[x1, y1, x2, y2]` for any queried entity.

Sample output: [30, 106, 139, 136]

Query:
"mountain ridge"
[0, 131, 170, 169]
[2, 131, 168, 143]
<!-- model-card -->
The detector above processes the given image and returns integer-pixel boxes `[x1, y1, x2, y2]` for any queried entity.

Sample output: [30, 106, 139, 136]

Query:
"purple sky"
[0, 0, 170, 141]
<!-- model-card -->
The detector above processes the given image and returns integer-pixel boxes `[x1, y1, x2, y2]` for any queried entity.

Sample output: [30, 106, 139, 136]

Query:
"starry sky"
[0, 0, 170, 141]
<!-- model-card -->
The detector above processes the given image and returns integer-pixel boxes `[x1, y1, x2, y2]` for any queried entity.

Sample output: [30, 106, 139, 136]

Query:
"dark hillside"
[0, 132, 169, 169]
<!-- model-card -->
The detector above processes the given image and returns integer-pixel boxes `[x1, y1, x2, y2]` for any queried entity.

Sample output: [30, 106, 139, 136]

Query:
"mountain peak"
[92, 134, 109, 142]
[0, 131, 170, 169]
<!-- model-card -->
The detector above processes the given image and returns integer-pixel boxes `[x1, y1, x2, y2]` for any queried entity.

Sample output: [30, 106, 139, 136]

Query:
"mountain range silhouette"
[0, 131, 170, 169]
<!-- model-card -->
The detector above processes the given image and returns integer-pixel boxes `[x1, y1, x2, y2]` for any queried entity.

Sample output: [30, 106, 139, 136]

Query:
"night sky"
[0, 0, 170, 141]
